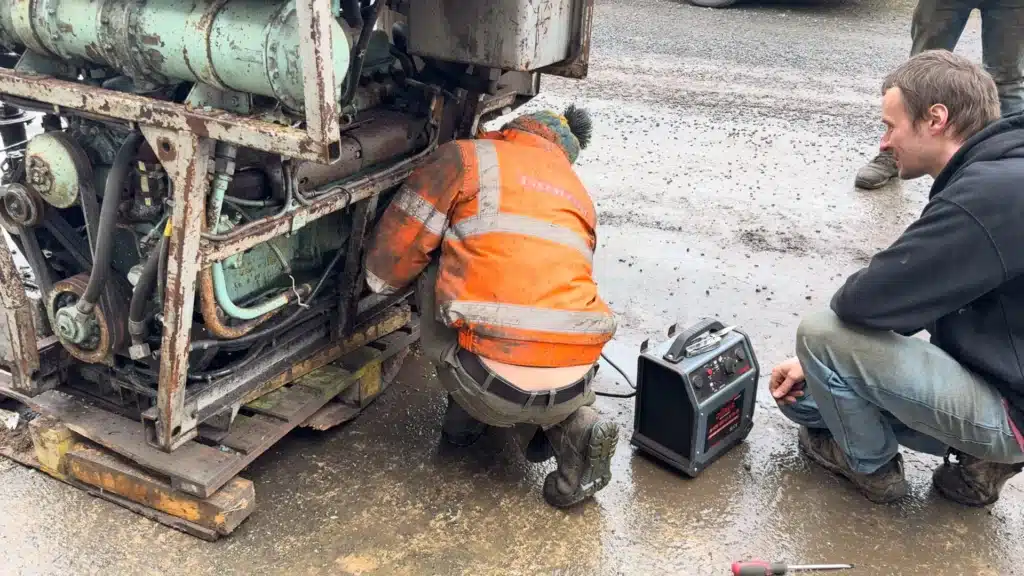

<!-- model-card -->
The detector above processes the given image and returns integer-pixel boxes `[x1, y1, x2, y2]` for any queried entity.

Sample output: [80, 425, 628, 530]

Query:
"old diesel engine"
[0, 0, 592, 455]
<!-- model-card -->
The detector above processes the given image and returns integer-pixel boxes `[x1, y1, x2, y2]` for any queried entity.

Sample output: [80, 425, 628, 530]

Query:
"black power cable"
[595, 352, 637, 399]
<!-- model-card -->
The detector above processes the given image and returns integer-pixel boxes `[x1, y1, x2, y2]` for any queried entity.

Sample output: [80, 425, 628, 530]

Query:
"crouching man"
[772, 50, 1024, 506]
[363, 106, 620, 508]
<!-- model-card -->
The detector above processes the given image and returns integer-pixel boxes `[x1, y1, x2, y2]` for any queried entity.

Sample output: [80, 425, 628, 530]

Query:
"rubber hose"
[340, 0, 384, 108]
[77, 131, 145, 314]
[128, 236, 164, 345]
[156, 227, 168, 306]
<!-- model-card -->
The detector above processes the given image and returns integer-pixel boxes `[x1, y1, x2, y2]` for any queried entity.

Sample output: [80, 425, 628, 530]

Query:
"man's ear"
[927, 103, 951, 135]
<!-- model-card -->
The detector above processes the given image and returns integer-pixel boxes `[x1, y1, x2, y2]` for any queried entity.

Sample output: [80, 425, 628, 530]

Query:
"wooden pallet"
[0, 319, 419, 540]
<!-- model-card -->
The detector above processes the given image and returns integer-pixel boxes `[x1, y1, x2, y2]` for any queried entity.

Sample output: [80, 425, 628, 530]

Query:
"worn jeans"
[778, 310, 1024, 475]
[911, 0, 1024, 116]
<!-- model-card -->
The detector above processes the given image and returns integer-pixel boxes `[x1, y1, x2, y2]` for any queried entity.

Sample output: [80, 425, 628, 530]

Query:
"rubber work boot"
[798, 426, 908, 504]
[440, 395, 487, 447]
[854, 150, 898, 190]
[932, 448, 1024, 507]
[542, 406, 619, 508]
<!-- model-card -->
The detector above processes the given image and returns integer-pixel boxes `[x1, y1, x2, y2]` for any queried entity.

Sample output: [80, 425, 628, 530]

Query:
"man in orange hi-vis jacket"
[363, 105, 619, 508]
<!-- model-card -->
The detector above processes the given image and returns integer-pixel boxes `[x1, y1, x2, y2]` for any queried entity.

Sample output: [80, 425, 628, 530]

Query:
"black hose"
[128, 236, 164, 345]
[77, 131, 145, 314]
[339, 0, 384, 108]
[340, 0, 363, 28]
[156, 230, 168, 306]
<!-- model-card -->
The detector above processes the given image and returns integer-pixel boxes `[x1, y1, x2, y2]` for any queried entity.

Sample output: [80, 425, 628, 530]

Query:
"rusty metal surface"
[197, 266, 279, 339]
[240, 302, 412, 405]
[0, 229, 40, 393]
[335, 194, 378, 338]
[200, 121, 439, 265]
[145, 128, 212, 452]
[26, 389, 241, 498]
[296, 0, 340, 146]
[540, 0, 595, 79]
[47, 273, 129, 366]
[0, 69, 335, 162]
[293, 110, 426, 191]
[407, 0, 577, 70]
[66, 445, 255, 536]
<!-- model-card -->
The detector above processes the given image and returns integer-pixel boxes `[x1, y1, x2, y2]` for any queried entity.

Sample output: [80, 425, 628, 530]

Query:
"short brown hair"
[882, 50, 1001, 141]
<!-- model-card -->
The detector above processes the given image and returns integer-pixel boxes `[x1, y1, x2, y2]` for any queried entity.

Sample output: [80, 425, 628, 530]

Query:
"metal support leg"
[0, 230, 41, 393]
[142, 127, 213, 451]
[335, 195, 379, 337]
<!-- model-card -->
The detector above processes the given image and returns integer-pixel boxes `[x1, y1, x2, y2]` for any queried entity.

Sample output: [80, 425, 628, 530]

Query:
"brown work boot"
[440, 395, 487, 447]
[932, 449, 1024, 507]
[854, 150, 898, 190]
[798, 426, 908, 504]
[542, 406, 619, 508]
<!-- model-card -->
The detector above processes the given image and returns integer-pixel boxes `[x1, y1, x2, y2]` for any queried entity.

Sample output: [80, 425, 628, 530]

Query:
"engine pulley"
[48, 273, 130, 365]
[0, 183, 46, 230]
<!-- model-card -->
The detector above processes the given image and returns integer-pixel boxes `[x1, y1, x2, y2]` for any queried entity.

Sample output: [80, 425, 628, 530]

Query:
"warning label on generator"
[705, 391, 744, 448]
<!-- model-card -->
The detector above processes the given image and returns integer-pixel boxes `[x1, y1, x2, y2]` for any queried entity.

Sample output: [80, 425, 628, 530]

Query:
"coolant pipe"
[207, 142, 238, 231]
[199, 266, 277, 338]
[76, 131, 145, 315]
[211, 262, 311, 321]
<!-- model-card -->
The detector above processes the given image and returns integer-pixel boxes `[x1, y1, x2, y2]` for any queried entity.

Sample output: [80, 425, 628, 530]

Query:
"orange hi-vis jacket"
[364, 128, 616, 368]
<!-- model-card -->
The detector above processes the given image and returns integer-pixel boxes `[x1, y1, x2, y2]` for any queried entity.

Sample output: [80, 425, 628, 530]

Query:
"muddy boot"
[440, 395, 487, 447]
[854, 150, 898, 190]
[542, 406, 619, 508]
[798, 426, 908, 504]
[932, 449, 1024, 507]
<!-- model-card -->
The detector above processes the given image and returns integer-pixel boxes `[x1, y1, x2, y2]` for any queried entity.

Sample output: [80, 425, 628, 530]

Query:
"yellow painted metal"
[28, 415, 76, 479]
[66, 446, 254, 536]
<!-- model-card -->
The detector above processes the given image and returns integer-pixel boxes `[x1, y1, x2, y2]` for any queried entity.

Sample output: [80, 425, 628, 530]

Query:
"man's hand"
[770, 357, 806, 405]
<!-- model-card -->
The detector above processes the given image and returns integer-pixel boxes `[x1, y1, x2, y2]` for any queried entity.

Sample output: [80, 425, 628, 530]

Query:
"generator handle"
[663, 318, 725, 363]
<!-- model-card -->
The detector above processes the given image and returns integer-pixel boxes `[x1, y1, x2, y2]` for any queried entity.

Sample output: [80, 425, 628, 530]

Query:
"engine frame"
[0, 0, 595, 461]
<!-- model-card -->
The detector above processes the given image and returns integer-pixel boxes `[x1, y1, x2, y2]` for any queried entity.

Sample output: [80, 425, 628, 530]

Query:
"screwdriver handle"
[732, 560, 788, 575]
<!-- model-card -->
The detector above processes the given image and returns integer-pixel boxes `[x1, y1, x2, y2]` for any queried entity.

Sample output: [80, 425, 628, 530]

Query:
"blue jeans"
[911, 0, 1024, 116]
[778, 310, 1024, 474]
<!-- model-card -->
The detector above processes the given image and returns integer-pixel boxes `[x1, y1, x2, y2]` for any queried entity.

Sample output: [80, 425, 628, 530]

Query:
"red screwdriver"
[731, 560, 853, 575]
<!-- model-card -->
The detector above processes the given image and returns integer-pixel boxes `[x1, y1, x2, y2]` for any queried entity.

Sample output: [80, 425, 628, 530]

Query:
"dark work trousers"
[911, 0, 1024, 116]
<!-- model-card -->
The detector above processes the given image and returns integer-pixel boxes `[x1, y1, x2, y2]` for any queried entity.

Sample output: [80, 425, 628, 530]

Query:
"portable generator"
[630, 318, 760, 477]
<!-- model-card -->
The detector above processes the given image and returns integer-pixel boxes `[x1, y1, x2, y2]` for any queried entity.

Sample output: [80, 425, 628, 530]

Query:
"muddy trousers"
[778, 310, 1024, 475]
[414, 263, 597, 453]
[911, 0, 1024, 116]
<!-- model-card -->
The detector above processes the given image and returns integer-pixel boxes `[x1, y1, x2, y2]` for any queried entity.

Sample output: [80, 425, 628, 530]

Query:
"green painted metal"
[219, 211, 349, 305]
[24, 132, 88, 209]
[211, 261, 293, 321]
[0, 0, 353, 111]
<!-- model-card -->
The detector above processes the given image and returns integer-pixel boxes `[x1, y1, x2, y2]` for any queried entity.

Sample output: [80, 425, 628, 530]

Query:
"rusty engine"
[0, 0, 592, 454]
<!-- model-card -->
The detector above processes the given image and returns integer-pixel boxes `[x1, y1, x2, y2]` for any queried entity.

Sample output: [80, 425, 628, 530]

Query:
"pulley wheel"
[48, 273, 130, 365]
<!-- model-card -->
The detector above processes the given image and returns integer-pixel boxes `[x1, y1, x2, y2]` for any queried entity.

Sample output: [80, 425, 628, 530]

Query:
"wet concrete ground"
[2, 0, 1022, 574]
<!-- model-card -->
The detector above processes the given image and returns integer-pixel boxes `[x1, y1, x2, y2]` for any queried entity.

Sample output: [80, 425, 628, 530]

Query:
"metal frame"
[0, 0, 437, 451]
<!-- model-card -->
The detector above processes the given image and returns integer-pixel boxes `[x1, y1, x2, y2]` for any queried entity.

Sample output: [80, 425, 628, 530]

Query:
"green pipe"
[211, 262, 294, 321]
[0, 0, 352, 111]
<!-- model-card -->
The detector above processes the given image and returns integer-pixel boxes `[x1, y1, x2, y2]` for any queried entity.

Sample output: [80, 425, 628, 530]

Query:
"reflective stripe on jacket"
[364, 128, 616, 367]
